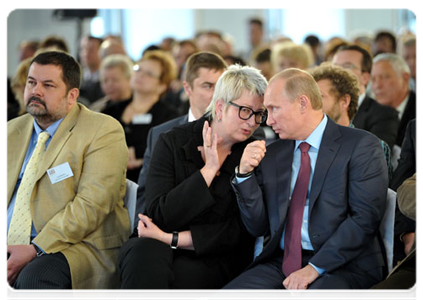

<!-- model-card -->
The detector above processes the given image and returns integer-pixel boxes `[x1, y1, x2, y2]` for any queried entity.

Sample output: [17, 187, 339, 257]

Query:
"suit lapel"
[275, 141, 294, 225]
[309, 119, 341, 211]
[35, 104, 81, 182]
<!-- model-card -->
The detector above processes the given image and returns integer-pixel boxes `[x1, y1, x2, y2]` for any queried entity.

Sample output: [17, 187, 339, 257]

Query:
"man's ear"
[182, 81, 192, 96]
[67, 88, 79, 109]
[298, 95, 309, 113]
[340, 94, 351, 112]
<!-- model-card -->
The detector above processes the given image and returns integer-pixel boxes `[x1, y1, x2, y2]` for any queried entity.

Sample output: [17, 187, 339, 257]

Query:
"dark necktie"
[282, 142, 311, 277]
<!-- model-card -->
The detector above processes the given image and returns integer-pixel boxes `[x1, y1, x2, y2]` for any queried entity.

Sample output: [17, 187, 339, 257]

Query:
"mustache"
[27, 96, 47, 107]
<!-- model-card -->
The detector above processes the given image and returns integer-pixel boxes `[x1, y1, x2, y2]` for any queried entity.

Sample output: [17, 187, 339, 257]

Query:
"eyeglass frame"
[228, 101, 268, 124]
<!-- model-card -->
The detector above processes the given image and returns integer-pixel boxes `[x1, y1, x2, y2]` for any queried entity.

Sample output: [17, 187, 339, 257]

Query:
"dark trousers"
[224, 249, 383, 289]
[12, 252, 72, 289]
[118, 237, 228, 289]
[363, 253, 420, 300]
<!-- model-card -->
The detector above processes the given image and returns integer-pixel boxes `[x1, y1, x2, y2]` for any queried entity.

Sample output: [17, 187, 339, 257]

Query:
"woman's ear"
[215, 99, 224, 120]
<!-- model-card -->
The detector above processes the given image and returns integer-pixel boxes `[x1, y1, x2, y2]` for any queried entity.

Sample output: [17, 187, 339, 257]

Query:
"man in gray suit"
[225, 68, 388, 289]
[134, 52, 227, 224]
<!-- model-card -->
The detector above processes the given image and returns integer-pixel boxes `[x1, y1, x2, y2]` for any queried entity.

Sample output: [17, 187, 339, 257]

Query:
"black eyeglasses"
[228, 101, 267, 124]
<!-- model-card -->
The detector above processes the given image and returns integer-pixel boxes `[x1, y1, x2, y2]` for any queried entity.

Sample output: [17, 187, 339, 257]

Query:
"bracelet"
[235, 166, 253, 178]
[170, 231, 178, 249]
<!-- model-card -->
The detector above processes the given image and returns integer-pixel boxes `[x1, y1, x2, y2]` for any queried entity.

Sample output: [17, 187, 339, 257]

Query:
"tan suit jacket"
[7, 103, 131, 289]
[388, 172, 420, 277]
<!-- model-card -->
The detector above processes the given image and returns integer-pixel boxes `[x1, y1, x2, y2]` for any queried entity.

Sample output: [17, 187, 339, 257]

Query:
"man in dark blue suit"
[134, 52, 227, 225]
[225, 68, 388, 289]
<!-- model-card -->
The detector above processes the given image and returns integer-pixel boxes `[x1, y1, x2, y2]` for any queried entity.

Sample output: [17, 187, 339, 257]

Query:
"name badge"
[47, 162, 74, 184]
[132, 113, 152, 124]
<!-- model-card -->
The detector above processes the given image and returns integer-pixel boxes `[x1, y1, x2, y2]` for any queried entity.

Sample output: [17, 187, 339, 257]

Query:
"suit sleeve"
[231, 167, 269, 237]
[369, 107, 399, 150]
[33, 118, 129, 253]
[309, 133, 388, 272]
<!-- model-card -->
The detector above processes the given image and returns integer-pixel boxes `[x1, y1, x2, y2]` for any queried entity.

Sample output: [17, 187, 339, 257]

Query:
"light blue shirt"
[7, 118, 64, 240]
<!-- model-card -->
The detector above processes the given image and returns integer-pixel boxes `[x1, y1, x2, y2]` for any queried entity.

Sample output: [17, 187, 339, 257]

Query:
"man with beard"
[7, 51, 131, 289]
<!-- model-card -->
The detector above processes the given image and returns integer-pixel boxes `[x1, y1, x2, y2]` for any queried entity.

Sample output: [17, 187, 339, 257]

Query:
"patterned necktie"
[8, 131, 50, 245]
[282, 142, 311, 277]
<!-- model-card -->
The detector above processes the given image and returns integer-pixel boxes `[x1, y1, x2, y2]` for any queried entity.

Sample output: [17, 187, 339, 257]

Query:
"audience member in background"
[372, 173, 416, 289]
[39, 35, 69, 53]
[8, 78, 21, 121]
[323, 36, 347, 62]
[304, 34, 322, 66]
[195, 30, 226, 57]
[10, 58, 32, 117]
[253, 47, 274, 81]
[7, 51, 130, 289]
[390, 119, 416, 191]
[311, 63, 393, 180]
[244, 18, 267, 64]
[332, 45, 399, 149]
[373, 30, 397, 56]
[159, 36, 176, 52]
[118, 64, 268, 289]
[18, 40, 39, 61]
[371, 53, 415, 147]
[351, 33, 373, 56]
[271, 42, 313, 72]
[390, 119, 415, 267]
[134, 51, 227, 226]
[224, 55, 246, 66]
[78, 35, 104, 104]
[102, 50, 178, 182]
[98, 37, 126, 60]
[399, 34, 416, 93]
[90, 54, 134, 112]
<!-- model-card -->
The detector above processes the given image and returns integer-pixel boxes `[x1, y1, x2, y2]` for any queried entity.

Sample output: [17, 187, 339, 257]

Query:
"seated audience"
[118, 64, 268, 288]
[332, 45, 399, 149]
[372, 173, 416, 289]
[102, 50, 178, 182]
[90, 54, 134, 112]
[371, 53, 415, 147]
[7, 51, 130, 289]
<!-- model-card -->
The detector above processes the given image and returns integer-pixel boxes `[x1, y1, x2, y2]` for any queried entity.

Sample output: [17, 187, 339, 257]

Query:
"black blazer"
[145, 116, 255, 280]
[233, 119, 388, 281]
[352, 96, 399, 149]
[396, 91, 416, 147]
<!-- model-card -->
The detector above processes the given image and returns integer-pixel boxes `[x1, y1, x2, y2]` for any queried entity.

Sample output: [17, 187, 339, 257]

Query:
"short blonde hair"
[272, 68, 322, 110]
[205, 64, 268, 119]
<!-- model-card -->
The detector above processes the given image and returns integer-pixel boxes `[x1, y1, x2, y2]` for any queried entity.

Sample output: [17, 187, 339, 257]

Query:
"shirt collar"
[188, 108, 197, 122]
[295, 114, 328, 152]
[33, 117, 65, 139]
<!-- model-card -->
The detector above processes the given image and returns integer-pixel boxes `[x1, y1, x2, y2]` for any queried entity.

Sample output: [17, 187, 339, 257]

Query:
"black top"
[145, 116, 255, 280]
[103, 98, 178, 181]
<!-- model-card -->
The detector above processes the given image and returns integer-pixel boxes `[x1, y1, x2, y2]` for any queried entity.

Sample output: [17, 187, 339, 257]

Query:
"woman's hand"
[198, 121, 224, 186]
[137, 214, 165, 241]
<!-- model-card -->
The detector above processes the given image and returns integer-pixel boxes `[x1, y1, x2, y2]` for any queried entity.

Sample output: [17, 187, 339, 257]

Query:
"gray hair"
[205, 64, 268, 119]
[373, 53, 410, 77]
[100, 54, 134, 80]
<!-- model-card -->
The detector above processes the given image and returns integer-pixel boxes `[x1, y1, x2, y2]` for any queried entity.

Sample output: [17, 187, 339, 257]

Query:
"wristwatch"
[235, 166, 253, 178]
[32, 243, 44, 257]
[170, 231, 179, 250]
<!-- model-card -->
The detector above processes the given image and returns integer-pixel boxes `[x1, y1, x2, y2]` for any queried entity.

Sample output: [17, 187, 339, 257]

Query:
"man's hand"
[402, 232, 415, 255]
[282, 264, 319, 289]
[7, 245, 37, 286]
[239, 140, 266, 174]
